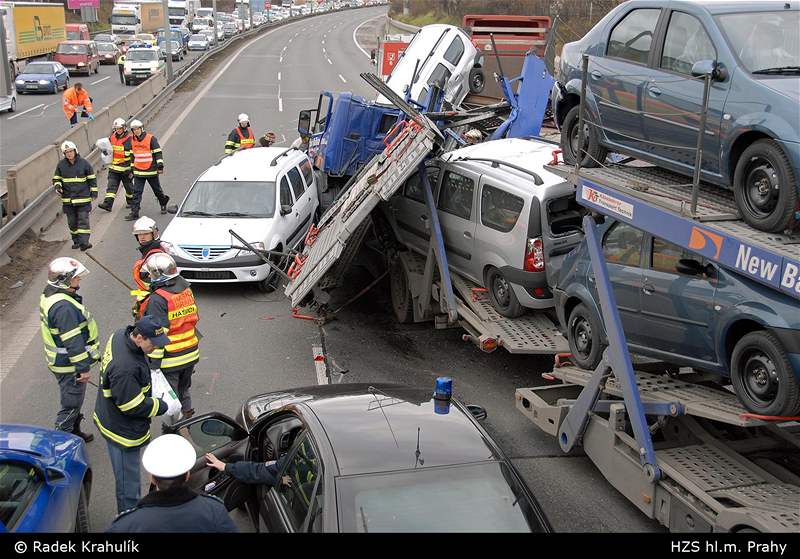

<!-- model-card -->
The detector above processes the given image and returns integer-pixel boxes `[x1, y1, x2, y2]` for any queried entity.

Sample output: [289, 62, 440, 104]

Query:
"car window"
[607, 8, 661, 64]
[287, 167, 305, 199]
[603, 222, 643, 267]
[439, 171, 474, 220]
[661, 12, 716, 75]
[480, 185, 524, 233]
[299, 159, 314, 187]
[404, 167, 440, 203]
[277, 434, 321, 531]
[651, 237, 706, 275]
[280, 177, 294, 206]
[427, 63, 452, 89]
[443, 35, 465, 66]
[0, 461, 43, 530]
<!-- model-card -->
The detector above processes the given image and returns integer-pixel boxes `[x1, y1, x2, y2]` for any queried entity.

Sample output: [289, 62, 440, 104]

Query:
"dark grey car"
[555, 218, 800, 416]
[552, 0, 800, 233]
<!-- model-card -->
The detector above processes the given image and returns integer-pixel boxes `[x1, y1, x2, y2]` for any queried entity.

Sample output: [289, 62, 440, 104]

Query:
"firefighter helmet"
[132, 216, 158, 237]
[112, 117, 126, 130]
[129, 119, 144, 130]
[237, 113, 249, 126]
[142, 252, 178, 286]
[60, 140, 77, 154]
[47, 257, 89, 289]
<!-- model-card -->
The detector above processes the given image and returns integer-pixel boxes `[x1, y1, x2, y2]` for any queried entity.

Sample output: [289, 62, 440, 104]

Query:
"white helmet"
[60, 140, 77, 154]
[132, 216, 158, 237]
[142, 434, 197, 478]
[142, 252, 178, 286]
[237, 113, 249, 126]
[112, 117, 126, 130]
[47, 257, 89, 289]
[129, 119, 144, 130]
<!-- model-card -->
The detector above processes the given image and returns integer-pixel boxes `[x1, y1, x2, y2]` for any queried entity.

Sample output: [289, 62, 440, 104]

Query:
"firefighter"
[40, 257, 99, 442]
[94, 315, 178, 513]
[224, 113, 255, 154]
[126, 120, 169, 221]
[107, 435, 237, 532]
[130, 216, 166, 320]
[140, 253, 200, 419]
[62, 82, 94, 128]
[98, 118, 134, 212]
[53, 140, 97, 251]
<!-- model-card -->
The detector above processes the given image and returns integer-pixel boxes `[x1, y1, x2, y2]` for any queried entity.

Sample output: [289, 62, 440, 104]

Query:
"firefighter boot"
[72, 413, 94, 443]
[160, 195, 170, 215]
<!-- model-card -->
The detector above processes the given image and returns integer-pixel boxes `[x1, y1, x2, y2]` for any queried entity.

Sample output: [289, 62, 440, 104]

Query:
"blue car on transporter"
[0, 424, 91, 532]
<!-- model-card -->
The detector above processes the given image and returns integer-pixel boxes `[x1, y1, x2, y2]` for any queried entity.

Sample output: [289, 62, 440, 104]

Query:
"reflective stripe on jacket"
[53, 155, 97, 204]
[39, 287, 99, 374]
[144, 277, 200, 371]
[224, 126, 254, 154]
[109, 132, 133, 172]
[131, 133, 163, 176]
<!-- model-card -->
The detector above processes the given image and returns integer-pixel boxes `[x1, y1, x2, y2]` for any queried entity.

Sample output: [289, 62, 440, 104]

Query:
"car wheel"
[64, 78, 69, 90]
[560, 104, 607, 167]
[730, 330, 800, 417]
[389, 255, 414, 323]
[468, 67, 485, 94]
[74, 483, 90, 533]
[8, 97, 15, 112]
[485, 267, 524, 318]
[567, 302, 605, 370]
[733, 139, 797, 233]
[257, 250, 286, 293]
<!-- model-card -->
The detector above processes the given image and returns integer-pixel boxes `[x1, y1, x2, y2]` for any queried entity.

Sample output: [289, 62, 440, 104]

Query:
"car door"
[277, 174, 301, 248]
[637, 235, 717, 365]
[287, 165, 313, 243]
[594, 7, 663, 154]
[642, 10, 725, 175]
[437, 167, 479, 280]
[594, 221, 644, 336]
[389, 164, 441, 255]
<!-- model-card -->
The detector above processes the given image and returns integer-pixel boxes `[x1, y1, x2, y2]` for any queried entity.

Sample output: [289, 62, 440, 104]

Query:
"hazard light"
[524, 237, 545, 272]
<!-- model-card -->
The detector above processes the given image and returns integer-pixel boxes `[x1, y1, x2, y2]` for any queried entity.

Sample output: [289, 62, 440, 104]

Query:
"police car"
[123, 44, 165, 85]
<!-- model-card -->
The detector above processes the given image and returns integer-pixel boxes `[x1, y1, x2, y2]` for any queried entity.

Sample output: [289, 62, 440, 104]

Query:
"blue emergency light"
[434, 377, 452, 400]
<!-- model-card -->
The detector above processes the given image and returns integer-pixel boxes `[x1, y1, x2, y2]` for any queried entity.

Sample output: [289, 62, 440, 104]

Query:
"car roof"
[197, 147, 307, 182]
[628, 0, 797, 14]
[274, 383, 501, 476]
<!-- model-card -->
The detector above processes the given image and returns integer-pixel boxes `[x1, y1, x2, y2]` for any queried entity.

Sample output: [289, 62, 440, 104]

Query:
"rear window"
[443, 36, 465, 65]
[427, 63, 452, 88]
[547, 196, 583, 237]
[606, 8, 661, 65]
[299, 159, 314, 187]
[480, 185, 523, 233]
[438, 171, 474, 220]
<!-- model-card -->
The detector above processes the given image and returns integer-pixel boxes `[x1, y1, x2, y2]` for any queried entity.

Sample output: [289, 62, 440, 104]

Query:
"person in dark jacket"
[224, 113, 255, 154]
[108, 434, 237, 533]
[94, 315, 179, 513]
[53, 140, 97, 250]
[40, 257, 99, 441]
[205, 452, 290, 486]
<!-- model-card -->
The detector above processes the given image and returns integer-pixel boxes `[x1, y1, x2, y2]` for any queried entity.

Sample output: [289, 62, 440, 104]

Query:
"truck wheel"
[389, 256, 413, 323]
[74, 483, 90, 533]
[561, 105, 607, 167]
[486, 267, 524, 318]
[468, 67, 485, 94]
[730, 330, 800, 417]
[567, 303, 604, 370]
[733, 139, 797, 233]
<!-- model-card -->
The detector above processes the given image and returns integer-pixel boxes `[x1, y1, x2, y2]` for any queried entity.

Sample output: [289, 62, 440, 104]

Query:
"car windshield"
[716, 11, 800, 73]
[181, 181, 276, 218]
[111, 15, 138, 25]
[23, 63, 55, 74]
[66, 31, 82, 40]
[336, 462, 542, 532]
[97, 43, 116, 52]
[56, 44, 88, 55]
[128, 50, 158, 61]
[95, 34, 113, 42]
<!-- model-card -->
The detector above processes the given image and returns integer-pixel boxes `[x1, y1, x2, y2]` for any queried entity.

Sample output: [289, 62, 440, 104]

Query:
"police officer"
[97, 118, 134, 212]
[53, 140, 97, 251]
[224, 113, 256, 154]
[107, 434, 237, 532]
[205, 452, 290, 487]
[117, 51, 126, 84]
[94, 315, 179, 513]
[40, 257, 99, 442]
[140, 253, 200, 419]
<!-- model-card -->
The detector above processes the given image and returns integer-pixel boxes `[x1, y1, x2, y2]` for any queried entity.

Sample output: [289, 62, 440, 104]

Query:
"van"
[64, 23, 90, 41]
[54, 40, 101, 76]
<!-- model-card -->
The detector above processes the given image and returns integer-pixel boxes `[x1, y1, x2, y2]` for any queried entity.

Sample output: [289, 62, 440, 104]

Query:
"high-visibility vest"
[109, 132, 132, 172]
[39, 293, 99, 374]
[151, 286, 200, 370]
[235, 127, 255, 149]
[132, 245, 165, 291]
[131, 133, 155, 172]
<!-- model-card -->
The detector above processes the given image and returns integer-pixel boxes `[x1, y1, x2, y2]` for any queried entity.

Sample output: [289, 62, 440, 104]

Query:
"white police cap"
[142, 434, 197, 478]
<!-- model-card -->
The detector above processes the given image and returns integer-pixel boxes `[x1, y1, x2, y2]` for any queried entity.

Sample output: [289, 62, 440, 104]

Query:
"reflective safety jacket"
[39, 285, 99, 374]
[109, 131, 133, 173]
[62, 86, 93, 120]
[224, 126, 255, 154]
[143, 276, 200, 371]
[53, 155, 97, 205]
[117, 53, 126, 66]
[131, 132, 164, 176]
[93, 326, 167, 448]
[131, 240, 167, 319]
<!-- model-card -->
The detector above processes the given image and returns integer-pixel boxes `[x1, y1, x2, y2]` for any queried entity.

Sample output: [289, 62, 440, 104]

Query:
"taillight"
[524, 237, 545, 272]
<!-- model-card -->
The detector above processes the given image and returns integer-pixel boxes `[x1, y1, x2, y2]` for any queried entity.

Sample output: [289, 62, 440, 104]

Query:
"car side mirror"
[691, 59, 727, 81]
[280, 205, 292, 216]
[298, 109, 312, 136]
[466, 404, 487, 421]
[676, 258, 704, 276]
[45, 467, 69, 486]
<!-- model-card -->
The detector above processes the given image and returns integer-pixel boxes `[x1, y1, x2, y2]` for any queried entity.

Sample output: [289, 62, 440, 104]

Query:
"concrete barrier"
[53, 124, 91, 158]
[86, 108, 112, 149]
[6, 145, 61, 213]
[106, 95, 131, 122]
[126, 84, 149, 114]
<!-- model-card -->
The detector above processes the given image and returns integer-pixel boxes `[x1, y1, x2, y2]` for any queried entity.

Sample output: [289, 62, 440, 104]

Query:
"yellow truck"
[1, 1, 66, 71]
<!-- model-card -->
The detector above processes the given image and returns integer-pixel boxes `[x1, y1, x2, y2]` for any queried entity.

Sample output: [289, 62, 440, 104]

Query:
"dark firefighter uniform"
[100, 130, 133, 209]
[40, 285, 99, 433]
[107, 487, 238, 533]
[224, 125, 255, 154]
[53, 154, 97, 248]
[94, 325, 168, 512]
[142, 275, 200, 414]
[130, 131, 168, 217]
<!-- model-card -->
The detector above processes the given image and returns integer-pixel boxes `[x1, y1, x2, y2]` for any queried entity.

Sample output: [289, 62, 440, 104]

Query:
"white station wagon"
[161, 147, 320, 292]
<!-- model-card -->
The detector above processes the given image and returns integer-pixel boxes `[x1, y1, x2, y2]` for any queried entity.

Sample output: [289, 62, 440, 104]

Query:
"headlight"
[15, 79, 24, 84]
[39, 79, 49, 84]
[236, 241, 265, 257]
[77, 62, 86, 66]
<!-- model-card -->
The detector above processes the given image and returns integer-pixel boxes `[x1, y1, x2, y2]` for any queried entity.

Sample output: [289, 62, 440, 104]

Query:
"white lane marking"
[278, 71, 281, 81]
[322, 47, 326, 54]
[91, 76, 110, 85]
[321, 39, 325, 45]
[312, 344, 328, 385]
[352, 14, 383, 59]
[279, 56, 283, 63]
[338, 74, 347, 83]
[279, 96, 283, 112]
[327, 58, 332, 65]
[7, 103, 44, 120]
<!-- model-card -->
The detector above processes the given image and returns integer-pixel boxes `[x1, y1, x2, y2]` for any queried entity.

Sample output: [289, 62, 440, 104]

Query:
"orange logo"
[688, 227, 724, 259]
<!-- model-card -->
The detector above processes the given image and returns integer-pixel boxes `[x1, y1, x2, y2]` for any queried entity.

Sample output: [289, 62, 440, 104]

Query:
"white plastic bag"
[150, 368, 181, 418]
[95, 137, 113, 165]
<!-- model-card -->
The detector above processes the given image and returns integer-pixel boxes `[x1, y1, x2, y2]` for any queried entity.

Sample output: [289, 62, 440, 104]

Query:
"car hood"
[54, 53, 89, 63]
[0, 424, 80, 460]
[17, 73, 55, 80]
[756, 76, 800, 103]
[162, 216, 272, 247]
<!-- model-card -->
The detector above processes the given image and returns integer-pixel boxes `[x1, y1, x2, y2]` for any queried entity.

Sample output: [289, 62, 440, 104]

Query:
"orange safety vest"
[131, 133, 155, 172]
[109, 132, 132, 172]
[132, 245, 165, 291]
[235, 127, 255, 149]
[154, 286, 199, 369]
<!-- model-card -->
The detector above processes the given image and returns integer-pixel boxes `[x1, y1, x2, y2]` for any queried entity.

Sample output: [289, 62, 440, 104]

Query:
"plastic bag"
[95, 137, 113, 165]
[150, 368, 181, 418]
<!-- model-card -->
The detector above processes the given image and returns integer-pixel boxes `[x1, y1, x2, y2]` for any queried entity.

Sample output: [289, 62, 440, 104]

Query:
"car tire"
[8, 97, 15, 112]
[257, 249, 286, 293]
[468, 67, 485, 94]
[485, 267, 524, 318]
[733, 139, 797, 233]
[389, 255, 414, 324]
[64, 79, 69, 90]
[567, 302, 605, 370]
[74, 483, 90, 533]
[560, 104, 607, 167]
[730, 330, 800, 417]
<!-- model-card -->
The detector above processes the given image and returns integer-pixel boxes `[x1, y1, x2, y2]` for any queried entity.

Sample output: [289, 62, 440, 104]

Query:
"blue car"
[14, 61, 70, 94]
[555, 218, 800, 417]
[0, 424, 91, 532]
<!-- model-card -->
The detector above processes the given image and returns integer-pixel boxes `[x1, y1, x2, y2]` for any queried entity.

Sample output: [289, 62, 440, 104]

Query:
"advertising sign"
[67, 0, 99, 8]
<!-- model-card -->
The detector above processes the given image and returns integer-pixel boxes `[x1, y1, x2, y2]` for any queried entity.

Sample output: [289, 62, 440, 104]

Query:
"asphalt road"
[0, 5, 661, 533]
